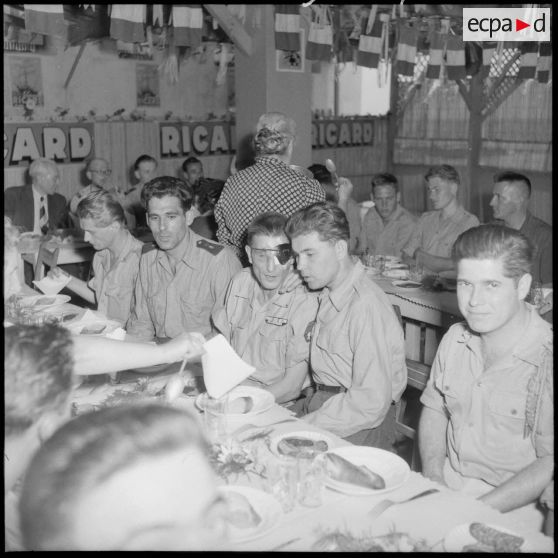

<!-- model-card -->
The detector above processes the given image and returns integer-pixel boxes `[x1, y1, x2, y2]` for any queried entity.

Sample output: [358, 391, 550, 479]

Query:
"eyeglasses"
[250, 243, 292, 265]
[91, 169, 112, 176]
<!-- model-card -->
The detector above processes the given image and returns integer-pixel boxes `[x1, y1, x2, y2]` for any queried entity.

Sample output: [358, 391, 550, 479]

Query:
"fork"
[367, 488, 439, 521]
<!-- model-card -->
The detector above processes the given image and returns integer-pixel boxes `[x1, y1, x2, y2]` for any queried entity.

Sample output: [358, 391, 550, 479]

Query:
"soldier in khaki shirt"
[212, 212, 318, 404]
[287, 198, 407, 448]
[49, 190, 143, 326]
[359, 173, 417, 258]
[126, 177, 241, 341]
[402, 165, 479, 274]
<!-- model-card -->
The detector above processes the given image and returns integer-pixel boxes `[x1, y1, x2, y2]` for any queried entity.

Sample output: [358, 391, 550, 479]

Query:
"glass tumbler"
[297, 451, 325, 508]
[266, 455, 299, 513]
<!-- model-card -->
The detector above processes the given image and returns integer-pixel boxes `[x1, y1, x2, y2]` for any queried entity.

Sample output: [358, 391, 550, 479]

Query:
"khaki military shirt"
[360, 204, 417, 257]
[126, 230, 241, 340]
[88, 231, 143, 325]
[402, 205, 479, 260]
[212, 268, 318, 386]
[420, 306, 553, 487]
[305, 261, 407, 438]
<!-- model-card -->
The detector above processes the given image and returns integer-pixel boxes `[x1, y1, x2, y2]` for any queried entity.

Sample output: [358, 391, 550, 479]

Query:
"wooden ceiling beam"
[203, 4, 252, 56]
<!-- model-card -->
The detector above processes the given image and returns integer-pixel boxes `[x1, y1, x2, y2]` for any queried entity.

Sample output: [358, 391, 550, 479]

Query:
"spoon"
[325, 158, 339, 189]
[367, 487, 440, 520]
[164, 357, 190, 403]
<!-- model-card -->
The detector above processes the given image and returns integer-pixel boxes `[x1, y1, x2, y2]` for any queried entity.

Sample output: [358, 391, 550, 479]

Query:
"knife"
[367, 488, 440, 521]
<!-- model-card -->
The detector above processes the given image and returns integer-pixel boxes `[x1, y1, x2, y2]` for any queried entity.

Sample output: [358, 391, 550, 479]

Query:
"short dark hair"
[452, 224, 533, 281]
[141, 176, 194, 213]
[246, 212, 288, 246]
[308, 164, 332, 184]
[5, 324, 74, 437]
[196, 179, 224, 214]
[371, 173, 399, 192]
[493, 171, 531, 198]
[133, 154, 158, 171]
[182, 156, 202, 173]
[285, 201, 349, 243]
[77, 190, 126, 227]
[425, 164, 460, 186]
[19, 404, 208, 550]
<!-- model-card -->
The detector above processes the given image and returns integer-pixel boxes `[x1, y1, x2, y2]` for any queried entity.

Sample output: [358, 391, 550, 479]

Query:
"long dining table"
[68, 373, 554, 553]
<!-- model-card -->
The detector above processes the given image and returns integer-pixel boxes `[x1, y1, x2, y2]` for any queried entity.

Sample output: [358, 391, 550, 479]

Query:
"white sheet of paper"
[32, 274, 71, 295]
[202, 334, 255, 399]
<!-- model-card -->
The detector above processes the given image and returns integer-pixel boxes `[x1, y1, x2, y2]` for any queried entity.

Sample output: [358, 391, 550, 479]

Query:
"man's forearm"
[418, 406, 449, 484]
[479, 455, 554, 513]
[416, 249, 455, 274]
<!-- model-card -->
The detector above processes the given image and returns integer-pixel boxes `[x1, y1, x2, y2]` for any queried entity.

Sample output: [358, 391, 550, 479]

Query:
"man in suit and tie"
[4, 158, 69, 234]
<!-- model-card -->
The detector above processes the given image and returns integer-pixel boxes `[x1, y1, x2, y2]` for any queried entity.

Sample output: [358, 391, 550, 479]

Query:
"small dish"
[392, 280, 422, 291]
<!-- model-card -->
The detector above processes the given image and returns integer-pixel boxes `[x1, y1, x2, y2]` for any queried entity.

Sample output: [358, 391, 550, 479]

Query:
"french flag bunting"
[306, 23, 333, 61]
[110, 4, 146, 43]
[426, 31, 446, 79]
[536, 43, 551, 83]
[517, 41, 538, 80]
[396, 23, 418, 77]
[171, 5, 203, 48]
[274, 5, 300, 51]
[24, 4, 66, 38]
[481, 41, 497, 78]
[445, 34, 466, 80]
[357, 20, 383, 69]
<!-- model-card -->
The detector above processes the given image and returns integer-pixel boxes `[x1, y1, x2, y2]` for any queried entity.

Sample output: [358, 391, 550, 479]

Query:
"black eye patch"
[276, 243, 292, 265]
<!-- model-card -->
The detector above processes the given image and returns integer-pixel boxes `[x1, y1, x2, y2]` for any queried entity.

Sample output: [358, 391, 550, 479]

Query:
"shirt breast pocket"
[489, 391, 526, 421]
[257, 324, 286, 370]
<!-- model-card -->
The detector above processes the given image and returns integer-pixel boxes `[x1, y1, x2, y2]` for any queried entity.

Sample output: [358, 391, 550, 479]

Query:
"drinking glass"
[203, 396, 230, 445]
[297, 452, 325, 508]
[374, 255, 386, 274]
[266, 455, 299, 513]
[409, 261, 424, 283]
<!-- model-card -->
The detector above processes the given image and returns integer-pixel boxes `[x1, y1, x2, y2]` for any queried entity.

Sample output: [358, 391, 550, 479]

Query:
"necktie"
[39, 196, 48, 235]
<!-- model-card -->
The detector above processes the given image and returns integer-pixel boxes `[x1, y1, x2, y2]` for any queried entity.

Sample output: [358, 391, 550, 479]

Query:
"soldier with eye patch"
[212, 212, 319, 404]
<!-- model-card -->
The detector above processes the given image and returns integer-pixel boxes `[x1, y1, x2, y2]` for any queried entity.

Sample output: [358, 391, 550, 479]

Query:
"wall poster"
[276, 29, 305, 73]
[9, 56, 44, 108]
[136, 63, 160, 107]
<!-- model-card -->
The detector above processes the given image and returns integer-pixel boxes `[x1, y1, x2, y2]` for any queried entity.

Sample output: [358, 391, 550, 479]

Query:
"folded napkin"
[33, 274, 71, 295]
[202, 334, 255, 399]
[66, 309, 121, 336]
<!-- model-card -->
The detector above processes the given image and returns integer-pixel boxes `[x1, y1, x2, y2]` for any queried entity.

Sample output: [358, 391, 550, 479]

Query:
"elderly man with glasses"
[68, 158, 114, 226]
[212, 212, 318, 404]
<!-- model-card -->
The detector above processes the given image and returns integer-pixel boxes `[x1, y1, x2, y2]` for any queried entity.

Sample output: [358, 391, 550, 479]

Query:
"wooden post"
[386, 61, 399, 175]
[466, 71, 484, 220]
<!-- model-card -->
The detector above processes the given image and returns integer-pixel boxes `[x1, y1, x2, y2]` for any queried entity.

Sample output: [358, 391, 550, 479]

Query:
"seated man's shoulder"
[4, 184, 26, 197]
[195, 236, 227, 256]
[141, 241, 158, 256]
[400, 206, 418, 223]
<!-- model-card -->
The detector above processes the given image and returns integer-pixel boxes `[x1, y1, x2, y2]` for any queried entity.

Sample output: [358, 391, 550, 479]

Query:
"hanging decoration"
[274, 4, 301, 52]
[110, 4, 146, 43]
[480, 41, 497, 79]
[171, 5, 203, 48]
[517, 42, 539, 80]
[445, 33, 466, 81]
[356, 5, 382, 70]
[396, 22, 418, 77]
[425, 30, 447, 80]
[23, 4, 66, 38]
[536, 42, 551, 83]
[306, 5, 333, 62]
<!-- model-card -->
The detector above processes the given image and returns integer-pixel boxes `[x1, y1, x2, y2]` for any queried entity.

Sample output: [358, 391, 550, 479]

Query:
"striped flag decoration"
[24, 4, 66, 38]
[357, 20, 383, 69]
[274, 5, 300, 51]
[536, 43, 551, 83]
[517, 42, 539, 80]
[171, 5, 203, 48]
[426, 31, 447, 79]
[445, 34, 466, 80]
[481, 41, 497, 78]
[110, 4, 146, 43]
[396, 23, 418, 77]
[306, 6, 333, 62]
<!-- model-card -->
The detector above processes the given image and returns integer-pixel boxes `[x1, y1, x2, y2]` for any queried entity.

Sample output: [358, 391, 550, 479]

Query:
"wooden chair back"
[392, 304, 440, 471]
[34, 242, 60, 281]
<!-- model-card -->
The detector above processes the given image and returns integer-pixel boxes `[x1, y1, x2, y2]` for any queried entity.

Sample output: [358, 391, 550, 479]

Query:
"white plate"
[18, 294, 71, 309]
[219, 485, 282, 543]
[443, 523, 538, 553]
[324, 446, 410, 496]
[383, 269, 409, 280]
[270, 430, 335, 458]
[392, 280, 422, 291]
[196, 386, 275, 416]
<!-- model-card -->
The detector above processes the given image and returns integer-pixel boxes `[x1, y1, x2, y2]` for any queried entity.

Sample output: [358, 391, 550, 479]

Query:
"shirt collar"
[156, 229, 199, 272]
[323, 260, 363, 312]
[32, 185, 46, 200]
[96, 231, 138, 271]
[255, 156, 289, 169]
[458, 304, 549, 365]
